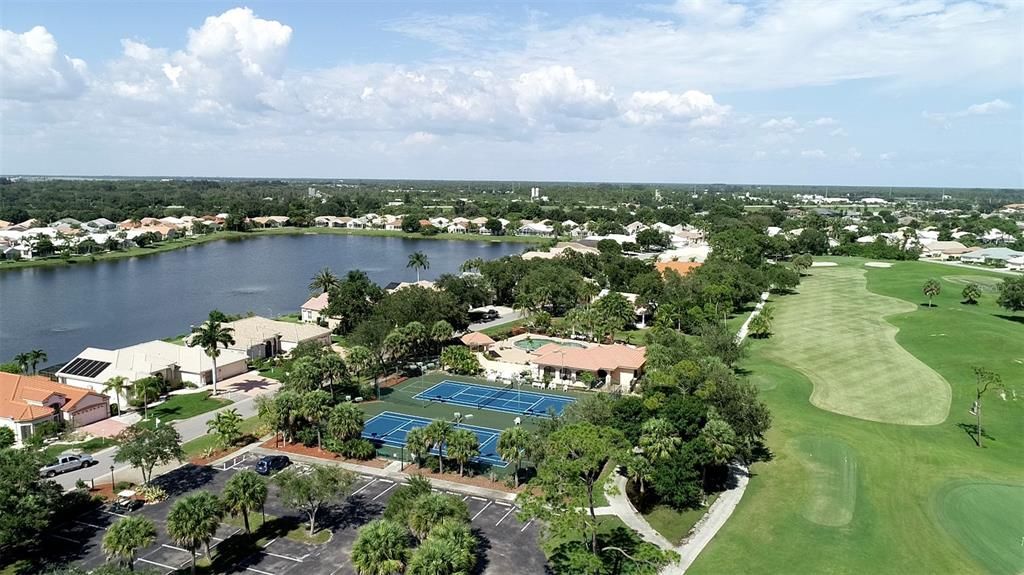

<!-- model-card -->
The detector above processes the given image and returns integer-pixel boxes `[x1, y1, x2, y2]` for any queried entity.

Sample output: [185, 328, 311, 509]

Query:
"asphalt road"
[468, 310, 523, 332]
[55, 392, 264, 490]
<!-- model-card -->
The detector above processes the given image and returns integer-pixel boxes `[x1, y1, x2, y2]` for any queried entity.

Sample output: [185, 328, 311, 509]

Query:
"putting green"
[935, 482, 1024, 575]
[942, 275, 1004, 292]
[790, 436, 858, 527]
[766, 265, 951, 425]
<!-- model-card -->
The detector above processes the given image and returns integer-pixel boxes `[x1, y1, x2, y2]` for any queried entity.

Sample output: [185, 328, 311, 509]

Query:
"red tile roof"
[0, 373, 105, 422]
[656, 261, 702, 277]
[532, 344, 646, 372]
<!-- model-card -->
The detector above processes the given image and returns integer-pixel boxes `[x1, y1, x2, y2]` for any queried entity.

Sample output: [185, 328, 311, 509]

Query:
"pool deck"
[488, 332, 594, 365]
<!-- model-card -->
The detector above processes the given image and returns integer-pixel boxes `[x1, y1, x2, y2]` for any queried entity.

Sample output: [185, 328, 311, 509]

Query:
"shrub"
[326, 438, 377, 460]
[136, 484, 168, 503]
[295, 426, 319, 447]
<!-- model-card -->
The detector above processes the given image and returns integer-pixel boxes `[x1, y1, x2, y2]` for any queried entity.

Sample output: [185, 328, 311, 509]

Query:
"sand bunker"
[811, 262, 839, 267]
[864, 262, 892, 268]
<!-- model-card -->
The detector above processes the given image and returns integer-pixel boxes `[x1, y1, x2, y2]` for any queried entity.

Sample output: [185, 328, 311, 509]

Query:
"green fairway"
[789, 436, 858, 527]
[941, 274, 1006, 292]
[934, 482, 1024, 575]
[765, 264, 950, 425]
[691, 257, 1024, 575]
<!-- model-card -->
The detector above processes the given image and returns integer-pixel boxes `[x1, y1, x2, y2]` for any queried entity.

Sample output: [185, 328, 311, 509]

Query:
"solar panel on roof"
[61, 357, 110, 378]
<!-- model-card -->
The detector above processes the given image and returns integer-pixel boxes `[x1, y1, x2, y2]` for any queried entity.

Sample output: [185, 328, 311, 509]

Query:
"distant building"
[0, 373, 110, 444]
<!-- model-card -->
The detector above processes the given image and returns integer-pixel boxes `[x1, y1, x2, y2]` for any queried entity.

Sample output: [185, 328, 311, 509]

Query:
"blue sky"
[1, 0, 1021, 187]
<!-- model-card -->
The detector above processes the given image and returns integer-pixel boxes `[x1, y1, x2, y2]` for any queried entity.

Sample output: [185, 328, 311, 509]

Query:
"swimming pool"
[513, 337, 587, 351]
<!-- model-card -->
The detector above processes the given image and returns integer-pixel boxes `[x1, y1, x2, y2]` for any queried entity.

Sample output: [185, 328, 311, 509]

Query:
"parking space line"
[470, 496, 487, 501]
[103, 509, 128, 518]
[266, 551, 303, 562]
[51, 534, 80, 543]
[493, 501, 512, 508]
[352, 480, 376, 495]
[520, 519, 534, 532]
[137, 558, 176, 570]
[462, 495, 469, 501]
[495, 506, 516, 526]
[263, 537, 278, 547]
[75, 520, 106, 530]
[471, 501, 492, 521]
[247, 568, 274, 575]
[372, 482, 398, 501]
[378, 478, 394, 484]
[162, 543, 189, 553]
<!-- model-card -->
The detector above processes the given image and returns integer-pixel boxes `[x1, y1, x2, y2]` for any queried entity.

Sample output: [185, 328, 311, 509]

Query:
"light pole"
[109, 465, 115, 490]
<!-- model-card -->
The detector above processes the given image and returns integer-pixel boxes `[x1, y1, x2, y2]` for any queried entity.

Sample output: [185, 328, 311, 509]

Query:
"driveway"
[469, 309, 523, 332]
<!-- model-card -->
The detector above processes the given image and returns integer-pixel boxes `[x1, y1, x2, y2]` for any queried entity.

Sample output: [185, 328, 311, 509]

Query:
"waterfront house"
[215, 316, 332, 359]
[0, 373, 110, 444]
[300, 293, 340, 328]
[83, 218, 116, 232]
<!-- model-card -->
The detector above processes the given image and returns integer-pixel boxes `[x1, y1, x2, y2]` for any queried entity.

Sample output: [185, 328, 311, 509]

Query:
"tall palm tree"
[407, 251, 430, 282]
[429, 320, 453, 356]
[221, 470, 268, 534]
[102, 515, 157, 571]
[346, 345, 378, 399]
[302, 390, 333, 450]
[699, 417, 737, 500]
[187, 313, 236, 396]
[103, 376, 130, 411]
[625, 454, 653, 495]
[403, 321, 427, 359]
[923, 278, 942, 308]
[639, 418, 680, 460]
[405, 426, 432, 468]
[382, 329, 409, 372]
[27, 349, 47, 374]
[424, 420, 454, 475]
[13, 352, 30, 374]
[351, 519, 410, 575]
[133, 377, 163, 419]
[405, 493, 468, 540]
[328, 402, 364, 442]
[166, 492, 223, 575]
[309, 267, 340, 295]
[497, 426, 530, 487]
[206, 408, 244, 449]
[445, 429, 479, 477]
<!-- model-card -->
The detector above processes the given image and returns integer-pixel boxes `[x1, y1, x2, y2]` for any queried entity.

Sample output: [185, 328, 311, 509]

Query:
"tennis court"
[413, 380, 575, 417]
[362, 411, 507, 467]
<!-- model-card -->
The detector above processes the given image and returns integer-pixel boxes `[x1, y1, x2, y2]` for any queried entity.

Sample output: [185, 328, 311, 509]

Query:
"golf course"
[691, 257, 1024, 575]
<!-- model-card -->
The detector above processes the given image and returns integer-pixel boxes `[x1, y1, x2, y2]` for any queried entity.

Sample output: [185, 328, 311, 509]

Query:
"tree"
[132, 376, 163, 419]
[405, 493, 470, 540]
[518, 423, 627, 555]
[747, 305, 774, 338]
[969, 367, 1004, 448]
[996, 275, 1024, 313]
[635, 228, 670, 251]
[102, 516, 156, 571]
[405, 426, 433, 467]
[699, 322, 745, 367]
[922, 278, 941, 307]
[497, 426, 530, 487]
[114, 423, 184, 484]
[27, 349, 47, 374]
[407, 532, 473, 575]
[351, 519, 411, 575]
[166, 492, 222, 575]
[13, 352, 30, 374]
[302, 390, 333, 450]
[429, 320, 454, 356]
[424, 419, 454, 475]
[639, 418, 680, 461]
[625, 454, 653, 495]
[446, 429, 480, 477]
[439, 346, 481, 375]
[0, 427, 14, 449]
[0, 448, 63, 555]
[187, 312, 236, 395]
[595, 292, 636, 341]
[221, 470, 267, 534]
[206, 408, 243, 449]
[961, 283, 981, 305]
[275, 464, 355, 535]
[699, 417, 737, 495]
[485, 217, 504, 236]
[309, 267, 339, 295]
[103, 376, 130, 411]
[792, 254, 813, 275]
[384, 475, 433, 525]
[408, 251, 430, 282]
[328, 402, 364, 442]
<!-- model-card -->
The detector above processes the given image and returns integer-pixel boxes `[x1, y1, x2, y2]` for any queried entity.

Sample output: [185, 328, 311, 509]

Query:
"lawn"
[42, 437, 117, 461]
[643, 494, 719, 545]
[181, 415, 264, 457]
[144, 391, 232, 423]
[222, 512, 332, 545]
[691, 257, 1024, 575]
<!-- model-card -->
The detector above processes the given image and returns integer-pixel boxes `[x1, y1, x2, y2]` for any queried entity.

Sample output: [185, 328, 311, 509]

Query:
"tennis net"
[477, 381, 515, 409]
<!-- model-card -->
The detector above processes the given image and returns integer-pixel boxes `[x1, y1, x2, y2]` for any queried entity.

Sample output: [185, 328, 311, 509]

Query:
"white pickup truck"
[39, 452, 97, 477]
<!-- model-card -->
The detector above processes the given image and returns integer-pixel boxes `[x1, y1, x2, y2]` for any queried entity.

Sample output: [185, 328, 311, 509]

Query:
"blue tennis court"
[413, 380, 576, 417]
[362, 411, 507, 467]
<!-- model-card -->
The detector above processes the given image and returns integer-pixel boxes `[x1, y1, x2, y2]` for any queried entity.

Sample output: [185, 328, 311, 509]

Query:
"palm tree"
[382, 329, 409, 372]
[445, 429, 479, 477]
[407, 251, 430, 282]
[459, 257, 483, 273]
[103, 376, 130, 411]
[625, 454, 653, 495]
[351, 519, 410, 575]
[961, 283, 981, 305]
[328, 402, 364, 442]
[133, 377, 163, 419]
[405, 493, 468, 540]
[302, 390, 333, 449]
[309, 267, 340, 295]
[424, 420, 454, 475]
[27, 349, 47, 374]
[102, 515, 157, 571]
[429, 320, 453, 356]
[187, 313, 236, 395]
[13, 352, 31, 374]
[423, 519, 475, 573]
[639, 418, 680, 460]
[405, 426, 432, 468]
[166, 492, 223, 575]
[406, 535, 466, 575]
[206, 408, 244, 449]
[346, 345, 379, 399]
[221, 470, 268, 534]
[317, 352, 349, 400]
[699, 418, 737, 498]
[923, 278, 941, 308]
[497, 426, 530, 487]
[404, 322, 427, 360]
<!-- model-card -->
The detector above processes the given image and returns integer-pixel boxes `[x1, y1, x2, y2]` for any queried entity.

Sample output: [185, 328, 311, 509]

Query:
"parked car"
[255, 455, 290, 475]
[39, 453, 97, 477]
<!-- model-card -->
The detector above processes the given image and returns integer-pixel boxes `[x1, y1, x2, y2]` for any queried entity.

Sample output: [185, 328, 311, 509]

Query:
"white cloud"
[847, 147, 862, 161]
[801, 149, 827, 158]
[830, 127, 848, 137]
[810, 117, 838, 126]
[879, 152, 893, 161]
[402, 131, 438, 145]
[760, 117, 803, 132]
[0, 26, 87, 101]
[923, 98, 1013, 124]
[622, 90, 730, 127]
[661, 0, 748, 27]
[513, 66, 616, 128]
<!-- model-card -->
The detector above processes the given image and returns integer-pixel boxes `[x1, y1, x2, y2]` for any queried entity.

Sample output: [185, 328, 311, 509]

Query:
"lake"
[0, 234, 525, 364]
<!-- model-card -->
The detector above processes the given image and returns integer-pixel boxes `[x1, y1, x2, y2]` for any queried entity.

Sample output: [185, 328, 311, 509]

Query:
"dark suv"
[255, 455, 290, 475]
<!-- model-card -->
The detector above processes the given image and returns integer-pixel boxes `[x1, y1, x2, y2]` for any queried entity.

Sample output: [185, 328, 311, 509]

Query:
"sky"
[1, 0, 1021, 188]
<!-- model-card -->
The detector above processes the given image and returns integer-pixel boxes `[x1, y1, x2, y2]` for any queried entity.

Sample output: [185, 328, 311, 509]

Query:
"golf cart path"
[593, 291, 768, 573]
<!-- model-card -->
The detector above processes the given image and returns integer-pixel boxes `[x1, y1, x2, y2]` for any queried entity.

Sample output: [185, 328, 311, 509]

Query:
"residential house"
[960, 247, 1024, 265]
[531, 343, 646, 390]
[522, 241, 600, 260]
[300, 293, 340, 328]
[385, 218, 404, 231]
[624, 221, 648, 235]
[0, 373, 110, 444]
[250, 216, 290, 228]
[217, 316, 332, 359]
[920, 241, 975, 260]
[517, 221, 555, 236]
[83, 218, 116, 232]
[384, 280, 437, 293]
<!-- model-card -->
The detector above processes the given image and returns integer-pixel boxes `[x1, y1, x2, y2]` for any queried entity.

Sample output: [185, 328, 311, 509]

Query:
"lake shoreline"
[0, 227, 551, 272]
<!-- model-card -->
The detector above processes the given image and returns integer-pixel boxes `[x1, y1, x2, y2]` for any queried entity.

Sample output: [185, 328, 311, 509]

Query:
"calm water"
[0, 234, 524, 364]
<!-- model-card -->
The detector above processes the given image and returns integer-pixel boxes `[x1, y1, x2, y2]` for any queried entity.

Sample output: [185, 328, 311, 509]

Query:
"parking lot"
[52, 458, 547, 574]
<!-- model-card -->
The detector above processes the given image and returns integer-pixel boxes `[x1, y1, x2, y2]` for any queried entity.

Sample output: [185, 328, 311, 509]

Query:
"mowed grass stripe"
[766, 266, 951, 425]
